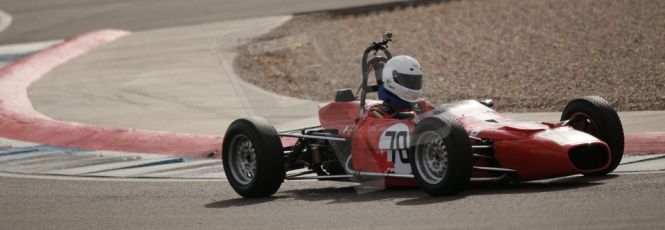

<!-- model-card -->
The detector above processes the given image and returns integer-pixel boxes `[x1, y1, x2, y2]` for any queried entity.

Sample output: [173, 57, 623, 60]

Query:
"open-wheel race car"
[222, 32, 624, 198]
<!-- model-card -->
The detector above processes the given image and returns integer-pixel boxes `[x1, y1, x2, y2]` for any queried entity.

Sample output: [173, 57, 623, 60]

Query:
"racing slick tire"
[222, 117, 285, 198]
[410, 114, 473, 196]
[561, 96, 624, 176]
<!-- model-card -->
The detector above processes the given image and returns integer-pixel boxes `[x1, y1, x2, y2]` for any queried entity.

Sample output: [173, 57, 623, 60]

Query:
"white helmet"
[381, 55, 423, 102]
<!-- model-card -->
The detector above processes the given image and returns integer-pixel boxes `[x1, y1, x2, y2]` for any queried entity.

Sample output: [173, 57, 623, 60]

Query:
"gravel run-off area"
[234, 0, 665, 112]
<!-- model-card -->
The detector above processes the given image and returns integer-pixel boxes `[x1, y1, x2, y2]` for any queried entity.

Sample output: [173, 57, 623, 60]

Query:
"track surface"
[0, 0, 403, 44]
[2, 172, 665, 230]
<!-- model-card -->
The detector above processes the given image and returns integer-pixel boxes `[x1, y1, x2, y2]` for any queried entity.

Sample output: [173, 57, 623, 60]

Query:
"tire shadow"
[205, 196, 281, 208]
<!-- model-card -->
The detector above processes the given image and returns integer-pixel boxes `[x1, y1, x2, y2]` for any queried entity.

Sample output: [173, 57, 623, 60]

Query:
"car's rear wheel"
[222, 117, 285, 198]
[561, 96, 624, 176]
[410, 114, 473, 196]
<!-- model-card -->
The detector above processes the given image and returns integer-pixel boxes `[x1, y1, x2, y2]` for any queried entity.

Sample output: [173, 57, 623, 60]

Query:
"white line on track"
[0, 171, 225, 182]
[0, 171, 322, 183]
[0, 40, 62, 67]
[0, 9, 12, 34]
[0, 40, 61, 55]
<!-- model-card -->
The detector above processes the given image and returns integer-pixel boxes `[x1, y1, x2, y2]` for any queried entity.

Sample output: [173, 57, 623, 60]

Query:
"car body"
[318, 99, 611, 183]
[222, 33, 623, 197]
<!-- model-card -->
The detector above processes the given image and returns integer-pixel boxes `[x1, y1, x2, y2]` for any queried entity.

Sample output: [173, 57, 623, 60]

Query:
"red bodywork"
[318, 99, 611, 182]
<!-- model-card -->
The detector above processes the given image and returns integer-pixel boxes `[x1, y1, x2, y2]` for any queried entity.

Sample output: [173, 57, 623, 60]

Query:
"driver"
[372, 55, 432, 119]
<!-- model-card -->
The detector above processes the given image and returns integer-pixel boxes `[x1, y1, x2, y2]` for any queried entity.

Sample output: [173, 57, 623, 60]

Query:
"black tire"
[561, 96, 624, 175]
[222, 117, 285, 198]
[409, 114, 473, 196]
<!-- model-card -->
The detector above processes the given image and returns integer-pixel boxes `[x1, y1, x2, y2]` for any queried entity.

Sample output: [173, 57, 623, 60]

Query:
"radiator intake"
[568, 144, 610, 170]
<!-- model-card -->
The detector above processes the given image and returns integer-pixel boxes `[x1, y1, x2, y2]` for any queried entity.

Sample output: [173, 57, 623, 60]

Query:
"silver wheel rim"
[228, 134, 257, 185]
[415, 130, 448, 185]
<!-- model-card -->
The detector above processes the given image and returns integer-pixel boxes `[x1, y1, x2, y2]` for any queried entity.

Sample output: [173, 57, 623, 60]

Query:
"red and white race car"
[222, 33, 624, 198]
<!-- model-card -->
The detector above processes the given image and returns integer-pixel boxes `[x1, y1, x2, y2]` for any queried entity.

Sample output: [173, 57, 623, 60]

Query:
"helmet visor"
[393, 72, 423, 90]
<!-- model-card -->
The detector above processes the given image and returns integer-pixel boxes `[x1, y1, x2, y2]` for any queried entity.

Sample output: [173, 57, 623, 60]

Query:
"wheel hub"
[229, 135, 257, 185]
[415, 131, 449, 185]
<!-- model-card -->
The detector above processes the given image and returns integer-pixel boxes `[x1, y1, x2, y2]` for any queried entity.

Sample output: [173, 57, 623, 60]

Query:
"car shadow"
[395, 175, 615, 205]
[205, 196, 281, 208]
[283, 185, 466, 205]
[465, 174, 616, 196]
[205, 174, 617, 208]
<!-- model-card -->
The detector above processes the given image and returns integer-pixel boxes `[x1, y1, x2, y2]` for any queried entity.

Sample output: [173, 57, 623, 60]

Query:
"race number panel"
[378, 123, 411, 174]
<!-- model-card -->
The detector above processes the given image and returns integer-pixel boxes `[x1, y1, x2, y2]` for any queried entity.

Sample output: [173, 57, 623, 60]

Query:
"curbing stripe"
[82, 158, 184, 175]
[0, 151, 71, 164]
[625, 132, 665, 155]
[0, 147, 40, 156]
[0, 30, 223, 158]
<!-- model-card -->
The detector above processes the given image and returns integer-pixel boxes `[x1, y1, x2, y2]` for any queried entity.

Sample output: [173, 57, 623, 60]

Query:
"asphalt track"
[0, 0, 404, 44]
[2, 172, 665, 230]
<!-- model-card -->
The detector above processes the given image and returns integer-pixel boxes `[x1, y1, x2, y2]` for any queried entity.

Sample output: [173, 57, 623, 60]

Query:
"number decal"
[379, 123, 411, 174]
[384, 131, 409, 163]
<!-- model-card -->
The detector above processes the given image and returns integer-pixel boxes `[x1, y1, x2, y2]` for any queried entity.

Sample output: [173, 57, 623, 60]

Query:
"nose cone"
[493, 128, 611, 180]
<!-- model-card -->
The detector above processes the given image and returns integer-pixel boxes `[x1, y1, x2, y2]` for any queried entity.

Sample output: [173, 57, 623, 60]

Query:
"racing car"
[222, 32, 624, 198]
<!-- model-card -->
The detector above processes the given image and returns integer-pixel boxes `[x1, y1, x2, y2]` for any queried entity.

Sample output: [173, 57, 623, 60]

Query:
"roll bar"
[358, 32, 393, 118]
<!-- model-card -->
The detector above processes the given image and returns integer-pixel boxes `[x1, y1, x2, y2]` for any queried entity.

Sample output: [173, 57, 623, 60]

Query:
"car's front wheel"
[410, 114, 473, 196]
[222, 117, 285, 198]
[561, 96, 624, 176]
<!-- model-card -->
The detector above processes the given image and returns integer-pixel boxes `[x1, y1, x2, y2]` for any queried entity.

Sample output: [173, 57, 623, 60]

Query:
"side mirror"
[479, 99, 494, 108]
